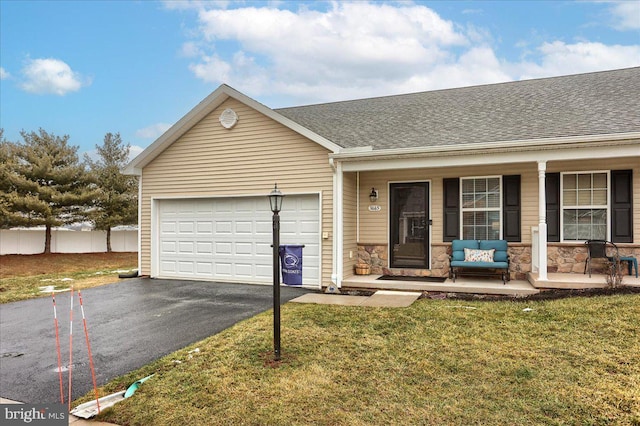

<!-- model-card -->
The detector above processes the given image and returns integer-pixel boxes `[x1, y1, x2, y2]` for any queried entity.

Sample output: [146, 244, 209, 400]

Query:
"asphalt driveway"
[0, 278, 309, 404]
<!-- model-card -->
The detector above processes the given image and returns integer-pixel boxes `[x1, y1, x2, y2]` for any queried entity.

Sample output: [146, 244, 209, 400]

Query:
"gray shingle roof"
[275, 67, 640, 150]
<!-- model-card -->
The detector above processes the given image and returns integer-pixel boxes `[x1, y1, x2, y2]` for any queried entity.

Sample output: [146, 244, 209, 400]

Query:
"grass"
[80, 293, 640, 425]
[0, 252, 137, 303]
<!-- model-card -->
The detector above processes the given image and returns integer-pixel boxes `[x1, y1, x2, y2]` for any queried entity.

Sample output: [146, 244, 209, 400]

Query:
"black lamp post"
[268, 183, 284, 361]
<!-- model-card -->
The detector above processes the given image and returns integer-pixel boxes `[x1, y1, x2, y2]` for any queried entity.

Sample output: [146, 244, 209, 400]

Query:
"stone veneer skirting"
[356, 242, 640, 280]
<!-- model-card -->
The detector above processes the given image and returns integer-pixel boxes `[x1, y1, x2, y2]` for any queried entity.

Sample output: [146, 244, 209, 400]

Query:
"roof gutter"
[329, 132, 640, 161]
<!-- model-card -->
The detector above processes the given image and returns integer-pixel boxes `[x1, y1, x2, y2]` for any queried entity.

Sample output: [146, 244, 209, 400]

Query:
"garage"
[155, 194, 320, 285]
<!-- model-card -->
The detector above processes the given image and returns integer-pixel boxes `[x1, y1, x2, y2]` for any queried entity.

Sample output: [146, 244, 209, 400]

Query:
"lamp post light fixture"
[268, 183, 284, 361]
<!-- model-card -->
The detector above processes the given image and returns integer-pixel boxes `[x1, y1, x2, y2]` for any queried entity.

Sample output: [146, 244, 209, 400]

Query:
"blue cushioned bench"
[449, 239, 510, 284]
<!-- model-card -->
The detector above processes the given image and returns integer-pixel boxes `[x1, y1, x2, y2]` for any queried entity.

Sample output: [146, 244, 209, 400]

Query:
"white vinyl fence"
[0, 229, 138, 255]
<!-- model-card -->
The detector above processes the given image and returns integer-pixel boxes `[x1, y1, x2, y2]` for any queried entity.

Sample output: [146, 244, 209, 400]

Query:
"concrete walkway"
[290, 290, 422, 307]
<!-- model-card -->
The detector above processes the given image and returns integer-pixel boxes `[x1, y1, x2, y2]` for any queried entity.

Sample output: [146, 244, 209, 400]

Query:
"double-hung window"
[561, 171, 608, 241]
[461, 176, 501, 240]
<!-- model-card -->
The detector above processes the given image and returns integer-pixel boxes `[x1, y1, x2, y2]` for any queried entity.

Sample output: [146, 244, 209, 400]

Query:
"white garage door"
[156, 194, 320, 285]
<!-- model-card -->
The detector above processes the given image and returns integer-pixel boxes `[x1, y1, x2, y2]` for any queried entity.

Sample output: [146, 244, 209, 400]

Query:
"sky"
[1, 0, 639, 160]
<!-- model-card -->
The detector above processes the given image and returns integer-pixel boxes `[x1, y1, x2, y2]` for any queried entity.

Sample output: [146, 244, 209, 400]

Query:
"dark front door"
[390, 182, 430, 268]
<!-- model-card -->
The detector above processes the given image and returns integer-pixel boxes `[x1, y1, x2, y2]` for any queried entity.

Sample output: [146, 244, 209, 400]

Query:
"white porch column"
[537, 161, 548, 281]
[332, 160, 344, 288]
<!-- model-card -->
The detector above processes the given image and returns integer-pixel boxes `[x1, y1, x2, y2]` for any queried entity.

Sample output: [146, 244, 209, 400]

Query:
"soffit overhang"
[332, 133, 640, 172]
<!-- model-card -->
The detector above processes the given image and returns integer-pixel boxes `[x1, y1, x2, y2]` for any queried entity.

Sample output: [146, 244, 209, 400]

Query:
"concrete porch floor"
[528, 272, 640, 289]
[342, 271, 640, 296]
[341, 274, 540, 297]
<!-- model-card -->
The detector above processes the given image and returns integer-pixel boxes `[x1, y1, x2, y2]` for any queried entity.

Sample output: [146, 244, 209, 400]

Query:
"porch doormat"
[377, 275, 446, 283]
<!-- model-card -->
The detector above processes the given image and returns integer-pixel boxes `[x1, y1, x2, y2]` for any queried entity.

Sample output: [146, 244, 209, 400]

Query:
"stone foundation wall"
[356, 243, 387, 275]
[547, 243, 640, 275]
[355, 244, 456, 278]
[356, 242, 639, 279]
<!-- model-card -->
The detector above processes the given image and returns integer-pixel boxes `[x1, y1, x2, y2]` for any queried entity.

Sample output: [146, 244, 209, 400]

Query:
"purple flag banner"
[279, 245, 304, 285]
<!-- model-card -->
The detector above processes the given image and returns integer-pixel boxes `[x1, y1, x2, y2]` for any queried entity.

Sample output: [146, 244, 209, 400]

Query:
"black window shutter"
[443, 178, 460, 242]
[546, 173, 561, 242]
[611, 169, 633, 243]
[503, 175, 521, 242]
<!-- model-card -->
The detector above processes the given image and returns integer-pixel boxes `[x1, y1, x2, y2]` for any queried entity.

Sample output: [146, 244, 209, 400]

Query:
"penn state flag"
[279, 245, 304, 285]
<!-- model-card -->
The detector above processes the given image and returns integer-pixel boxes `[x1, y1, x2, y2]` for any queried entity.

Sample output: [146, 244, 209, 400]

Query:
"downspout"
[356, 172, 360, 241]
[537, 161, 548, 281]
[136, 171, 142, 277]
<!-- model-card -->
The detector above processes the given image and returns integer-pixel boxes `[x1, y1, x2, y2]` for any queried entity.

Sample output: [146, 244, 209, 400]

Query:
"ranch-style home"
[125, 67, 640, 293]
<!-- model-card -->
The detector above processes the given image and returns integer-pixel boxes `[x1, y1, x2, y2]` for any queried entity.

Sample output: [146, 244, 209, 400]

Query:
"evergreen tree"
[4, 128, 96, 253]
[85, 132, 138, 252]
[0, 129, 21, 228]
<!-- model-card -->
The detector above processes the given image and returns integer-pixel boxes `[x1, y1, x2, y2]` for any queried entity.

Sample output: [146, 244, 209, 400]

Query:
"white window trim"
[559, 170, 610, 242]
[460, 175, 503, 240]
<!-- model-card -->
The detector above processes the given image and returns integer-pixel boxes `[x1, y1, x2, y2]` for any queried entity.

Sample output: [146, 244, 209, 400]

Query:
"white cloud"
[20, 58, 90, 95]
[128, 145, 145, 162]
[135, 123, 172, 139]
[180, 41, 203, 58]
[173, 2, 640, 105]
[516, 41, 640, 80]
[0, 67, 9, 79]
[185, 2, 471, 102]
[189, 54, 232, 83]
[607, 1, 640, 30]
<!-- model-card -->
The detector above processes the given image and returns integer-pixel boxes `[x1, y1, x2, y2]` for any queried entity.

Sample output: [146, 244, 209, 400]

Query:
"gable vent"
[219, 108, 238, 129]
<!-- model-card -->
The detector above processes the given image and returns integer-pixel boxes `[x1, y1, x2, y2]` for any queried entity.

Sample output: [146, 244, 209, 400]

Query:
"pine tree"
[0, 129, 21, 228]
[85, 132, 138, 252]
[4, 128, 96, 253]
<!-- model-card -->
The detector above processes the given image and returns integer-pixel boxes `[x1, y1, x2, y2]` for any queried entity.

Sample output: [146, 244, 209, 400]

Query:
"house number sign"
[368, 205, 382, 212]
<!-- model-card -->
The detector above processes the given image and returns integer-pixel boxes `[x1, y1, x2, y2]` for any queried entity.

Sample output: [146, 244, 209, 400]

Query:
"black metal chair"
[583, 239, 618, 277]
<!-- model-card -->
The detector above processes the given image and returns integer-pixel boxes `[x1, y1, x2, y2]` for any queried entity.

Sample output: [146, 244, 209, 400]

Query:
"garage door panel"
[301, 243, 320, 257]
[178, 221, 195, 234]
[196, 201, 214, 214]
[215, 221, 232, 234]
[178, 202, 196, 215]
[158, 195, 319, 284]
[178, 241, 195, 254]
[300, 220, 319, 234]
[214, 203, 232, 214]
[256, 242, 272, 256]
[196, 262, 213, 274]
[255, 265, 271, 279]
[178, 261, 195, 273]
[161, 260, 176, 272]
[255, 221, 272, 235]
[196, 242, 213, 254]
[161, 240, 177, 254]
[235, 221, 253, 233]
[234, 263, 253, 277]
[197, 222, 213, 234]
[161, 221, 177, 233]
[215, 263, 232, 276]
[215, 242, 232, 254]
[234, 198, 255, 212]
[235, 242, 253, 255]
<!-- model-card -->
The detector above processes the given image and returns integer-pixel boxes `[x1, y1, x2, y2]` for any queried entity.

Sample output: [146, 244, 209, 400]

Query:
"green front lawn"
[86, 294, 640, 425]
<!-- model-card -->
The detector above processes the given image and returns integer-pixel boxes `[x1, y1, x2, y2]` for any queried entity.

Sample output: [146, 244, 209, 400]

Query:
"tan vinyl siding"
[343, 172, 358, 278]
[357, 174, 390, 243]
[139, 98, 335, 285]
